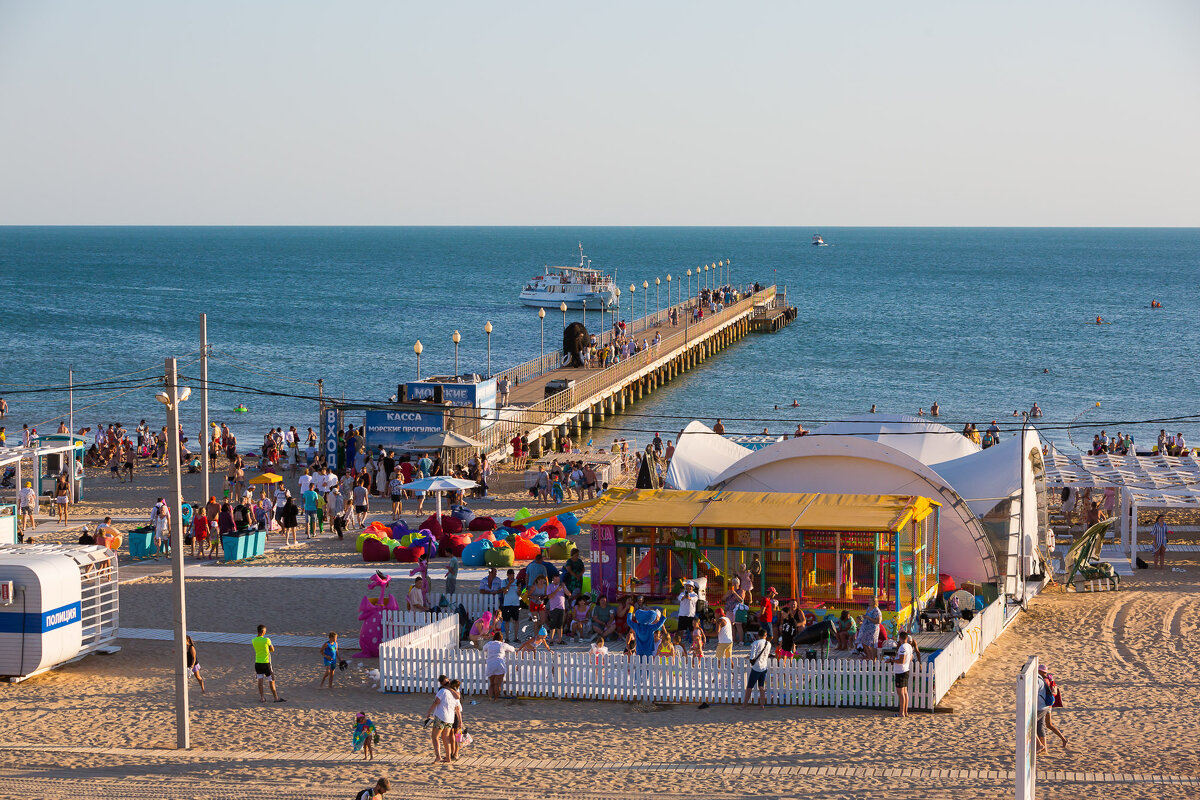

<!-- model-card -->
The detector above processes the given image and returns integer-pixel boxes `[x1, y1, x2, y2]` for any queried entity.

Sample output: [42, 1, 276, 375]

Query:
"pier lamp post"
[538, 308, 545, 362]
[452, 330, 461, 377]
[687, 268, 692, 302]
[484, 321, 493, 377]
[581, 299, 587, 331]
[718, 260, 724, 288]
[560, 301, 568, 333]
[642, 280, 649, 324]
[614, 287, 621, 332]
[414, 340, 423, 381]
[655, 277, 661, 317]
[666, 274, 672, 309]
[155, 358, 192, 750]
[726, 257, 731, 287]
[629, 283, 636, 332]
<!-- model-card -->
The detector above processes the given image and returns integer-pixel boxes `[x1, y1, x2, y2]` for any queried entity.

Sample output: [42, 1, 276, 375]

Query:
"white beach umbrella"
[401, 476, 479, 520]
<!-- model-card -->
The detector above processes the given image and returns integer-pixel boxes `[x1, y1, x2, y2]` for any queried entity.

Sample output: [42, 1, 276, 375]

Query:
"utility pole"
[69, 366, 75, 502]
[164, 357, 190, 749]
[199, 314, 210, 507]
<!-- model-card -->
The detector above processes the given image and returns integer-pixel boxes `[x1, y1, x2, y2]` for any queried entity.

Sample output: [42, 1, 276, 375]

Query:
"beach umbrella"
[403, 431, 484, 450]
[401, 476, 479, 520]
[248, 472, 283, 485]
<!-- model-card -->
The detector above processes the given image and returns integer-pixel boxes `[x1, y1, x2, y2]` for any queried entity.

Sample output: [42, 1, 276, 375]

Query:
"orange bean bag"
[473, 531, 497, 543]
[511, 536, 541, 561]
[539, 518, 566, 538]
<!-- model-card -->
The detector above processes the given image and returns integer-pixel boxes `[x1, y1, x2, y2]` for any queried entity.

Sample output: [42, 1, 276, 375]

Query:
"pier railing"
[480, 286, 777, 458]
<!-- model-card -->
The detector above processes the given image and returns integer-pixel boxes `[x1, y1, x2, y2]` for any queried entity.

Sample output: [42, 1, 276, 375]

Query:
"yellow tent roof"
[577, 488, 937, 532]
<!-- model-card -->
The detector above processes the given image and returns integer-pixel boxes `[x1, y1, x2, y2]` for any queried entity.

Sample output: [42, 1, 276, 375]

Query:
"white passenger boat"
[519, 243, 617, 309]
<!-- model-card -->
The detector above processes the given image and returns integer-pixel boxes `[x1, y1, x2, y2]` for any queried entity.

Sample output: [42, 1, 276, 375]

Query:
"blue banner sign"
[322, 407, 341, 471]
[404, 378, 498, 429]
[364, 409, 445, 452]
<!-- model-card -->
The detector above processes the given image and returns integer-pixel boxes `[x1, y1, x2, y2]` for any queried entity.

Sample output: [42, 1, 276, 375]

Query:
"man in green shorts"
[252, 624, 285, 702]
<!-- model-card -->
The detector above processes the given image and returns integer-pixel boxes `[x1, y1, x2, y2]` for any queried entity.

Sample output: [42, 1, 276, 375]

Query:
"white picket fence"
[379, 646, 936, 709]
[432, 592, 501, 618]
[380, 611, 460, 651]
[929, 597, 1008, 705]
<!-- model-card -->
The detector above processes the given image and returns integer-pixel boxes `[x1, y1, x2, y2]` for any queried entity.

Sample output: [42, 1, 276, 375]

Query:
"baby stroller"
[0, 466, 14, 489]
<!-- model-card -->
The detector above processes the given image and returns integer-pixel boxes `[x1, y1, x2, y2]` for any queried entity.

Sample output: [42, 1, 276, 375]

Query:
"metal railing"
[480, 286, 778, 459]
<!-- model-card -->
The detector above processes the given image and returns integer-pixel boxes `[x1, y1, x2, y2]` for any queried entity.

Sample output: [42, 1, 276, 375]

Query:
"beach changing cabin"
[582, 489, 940, 629]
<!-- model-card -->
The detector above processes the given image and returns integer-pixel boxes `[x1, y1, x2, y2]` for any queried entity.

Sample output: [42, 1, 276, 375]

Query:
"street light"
[451, 330, 461, 377]
[157, 357, 191, 749]
[414, 340, 423, 381]
[538, 308, 546, 361]
[629, 283, 636, 332]
[718, 260, 724, 288]
[726, 257, 731, 287]
[642, 280, 649, 324]
[484, 321, 493, 377]
[655, 277, 661, 316]
[560, 301, 568, 332]
[687, 268, 692, 301]
[581, 299, 587, 331]
[614, 288, 621, 332]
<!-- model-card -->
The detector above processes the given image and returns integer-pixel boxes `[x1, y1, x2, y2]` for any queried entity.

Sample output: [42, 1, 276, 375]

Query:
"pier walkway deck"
[478, 285, 790, 461]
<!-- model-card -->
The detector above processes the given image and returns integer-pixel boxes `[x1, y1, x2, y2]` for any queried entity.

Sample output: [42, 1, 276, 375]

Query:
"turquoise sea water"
[1, 227, 1198, 451]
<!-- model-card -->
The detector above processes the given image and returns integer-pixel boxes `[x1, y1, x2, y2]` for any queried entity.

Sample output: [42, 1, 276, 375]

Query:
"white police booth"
[0, 544, 119, 680]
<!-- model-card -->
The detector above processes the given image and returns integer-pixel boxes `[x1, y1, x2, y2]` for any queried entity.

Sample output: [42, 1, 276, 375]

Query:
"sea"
[2, 226, 1198, 454]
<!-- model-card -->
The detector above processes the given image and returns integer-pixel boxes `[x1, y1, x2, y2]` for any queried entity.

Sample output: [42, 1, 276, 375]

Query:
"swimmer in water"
[791, 400, 799, 408]
[1096, 316, 1103, 324]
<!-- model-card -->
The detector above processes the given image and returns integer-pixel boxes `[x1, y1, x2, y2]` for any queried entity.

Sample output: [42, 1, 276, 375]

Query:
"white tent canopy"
[805, 414, 981, 465]
[663, 421, 751, 491]
[1044, 447, 1200, 507]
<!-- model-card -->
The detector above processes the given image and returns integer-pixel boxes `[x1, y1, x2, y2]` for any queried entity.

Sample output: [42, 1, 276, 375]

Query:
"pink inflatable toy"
[354, 570, 399, 658]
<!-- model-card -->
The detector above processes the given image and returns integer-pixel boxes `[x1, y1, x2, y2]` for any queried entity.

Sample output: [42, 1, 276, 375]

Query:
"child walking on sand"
[319, 632, 338, 688]
[352, 712, 378, 760]
[185, 635, 206, 694]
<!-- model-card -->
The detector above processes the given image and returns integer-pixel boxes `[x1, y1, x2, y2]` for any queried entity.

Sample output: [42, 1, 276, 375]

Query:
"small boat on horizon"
[812, 233, 828, 246]
[519, 243, 617, 309]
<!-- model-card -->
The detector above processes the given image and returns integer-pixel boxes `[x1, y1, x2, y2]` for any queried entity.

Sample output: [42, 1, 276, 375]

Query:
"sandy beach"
[2, 468, 1199, 799]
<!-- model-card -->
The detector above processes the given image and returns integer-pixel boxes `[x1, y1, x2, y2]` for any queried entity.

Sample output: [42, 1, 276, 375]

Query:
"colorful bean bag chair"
[539, 518, 566, 539]
[439, 533, 472, 558]
[545, 538, 571, 560]
[450, 506, 475, 523]
[390, 521, 413, 538]
[484, 545, 515, 568]
[419, 514, 443, 538]
[513, 507, 533, 524]
[440, 515, 464, 535]
[362, 537, 393, 563]
[392, 545, 419, 563]
[530, 532, 550, 547]
[501, 521, 525, 533]
[366, 521, 391, 535]
[461, 539, 492, 567]
[511, 536, 540, 561]
[468, 516, 496, 531]
[556, 512, 581, 537]
[356, 532, 377, 553]
[473, 530, 497, 543]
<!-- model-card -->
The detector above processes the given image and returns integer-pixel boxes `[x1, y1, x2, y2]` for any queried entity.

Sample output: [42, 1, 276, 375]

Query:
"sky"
[0, 1, 1197, 226]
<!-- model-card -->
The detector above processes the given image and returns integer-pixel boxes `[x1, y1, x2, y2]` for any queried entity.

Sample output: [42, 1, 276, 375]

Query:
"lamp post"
[726, 257, 731, 288]
[642, 280, 648, 324]
[581, 299, 587, 331]
[654, 277, 661, 317]
[666, 274, 672, 310]
[484, 321, 493, 377]
[451, 330, 461, 377]
[156, 358, 192, 750]
[718, 260, 724, 289]
[629, 283, 636, 332]
[414, 340, 423, 381]
[687, 268, 692, 302]
[560, 301, 568, 333]
[538, 308, 546, 362]
[614, 288, 621, 332]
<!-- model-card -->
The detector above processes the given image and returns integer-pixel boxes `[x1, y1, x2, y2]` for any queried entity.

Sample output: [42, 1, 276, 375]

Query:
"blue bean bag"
[390, 520, 413, 538]
[556, 512, 580, 537]
[451, 505, 475, 523]
[461, 539, 492, 567]
[531, 532, 550, 546]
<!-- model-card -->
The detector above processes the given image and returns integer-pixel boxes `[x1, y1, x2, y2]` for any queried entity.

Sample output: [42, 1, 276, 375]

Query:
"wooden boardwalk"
[480, 286, 789, 460]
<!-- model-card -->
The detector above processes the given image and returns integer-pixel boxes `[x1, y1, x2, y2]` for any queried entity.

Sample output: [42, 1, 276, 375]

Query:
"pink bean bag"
[468, 516, 496, 531]
[419, 515, 443, 538]
[362, 537, 393, 563]
[473, 531, 497, 543]
[440, 515, 464, 534]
